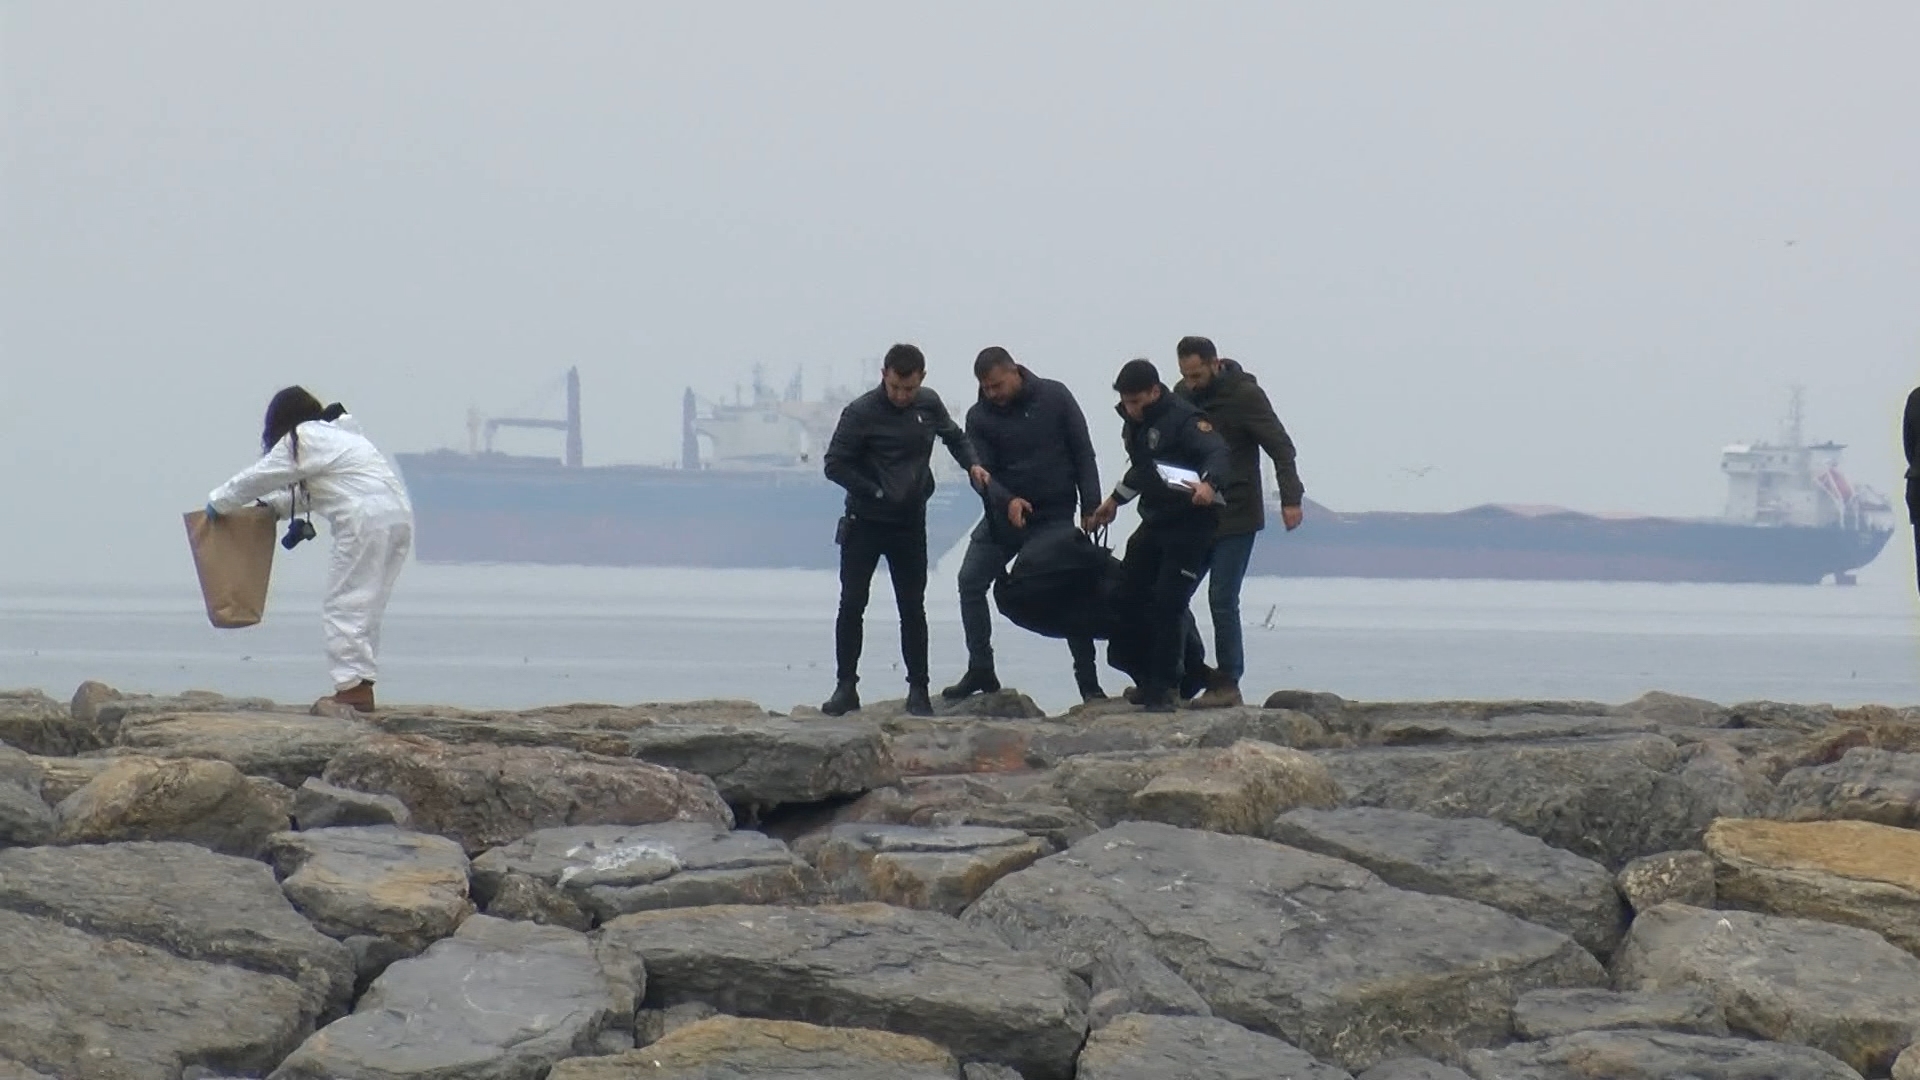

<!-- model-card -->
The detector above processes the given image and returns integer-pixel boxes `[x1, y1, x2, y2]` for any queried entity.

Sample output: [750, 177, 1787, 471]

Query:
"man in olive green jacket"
[1174, 335, 1304, 706]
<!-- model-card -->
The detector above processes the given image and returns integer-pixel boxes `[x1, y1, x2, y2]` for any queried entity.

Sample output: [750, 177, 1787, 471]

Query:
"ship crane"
[465, 367, 583, 468]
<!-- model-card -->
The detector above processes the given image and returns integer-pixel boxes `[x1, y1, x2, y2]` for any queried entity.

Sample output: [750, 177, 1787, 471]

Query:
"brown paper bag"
[183, 506, 278, 628]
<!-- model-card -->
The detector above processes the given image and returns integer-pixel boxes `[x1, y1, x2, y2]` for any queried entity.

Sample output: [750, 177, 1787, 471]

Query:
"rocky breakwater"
[3, 681, 1920, 1077]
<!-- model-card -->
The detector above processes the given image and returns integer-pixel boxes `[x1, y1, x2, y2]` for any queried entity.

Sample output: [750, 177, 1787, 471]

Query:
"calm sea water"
[8, 531, 1920, 716]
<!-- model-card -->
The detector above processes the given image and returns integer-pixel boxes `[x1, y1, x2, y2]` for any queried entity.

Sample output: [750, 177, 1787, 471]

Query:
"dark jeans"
[1203, 531, 1258, 682]
[1119, 517, 1215, 699]
[835, 516, 929, 686]
[956, 516, 1098, 682]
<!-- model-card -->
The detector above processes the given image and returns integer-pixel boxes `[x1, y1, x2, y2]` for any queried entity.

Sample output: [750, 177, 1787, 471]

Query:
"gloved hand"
[205, 501, 221, 522]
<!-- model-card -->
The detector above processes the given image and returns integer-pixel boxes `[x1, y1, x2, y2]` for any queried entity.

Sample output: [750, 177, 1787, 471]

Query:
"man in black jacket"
[1175, 335, 1306, 707]
[943, 347, 1107, 704]
[1905, 384, 1920, 593]
[822, 344, 987, 717]
[1088, 359, 1232, 712]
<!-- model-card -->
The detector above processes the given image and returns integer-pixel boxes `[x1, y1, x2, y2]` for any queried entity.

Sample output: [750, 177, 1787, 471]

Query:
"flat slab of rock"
[268, 826, 472, 979]
[1707, 817, 1920, 953]
[473, 821, 813, 929]
[0, 778, 51, 846]
[1614, 903, 1920, 1075]
[108, 710, 375, 788]
[270, 914, 642, 1080]
[377, 705, 898, 806]
[53, 756, 289, 857]
[1359, 1061, 1474, 1080]
[322, 734, 733, 853]
[0, 841, 354, 1015]
[1461, 1030, 1865, 1079]
[291, 776, 411, 829]
[595, 902, 1089, 1079]
[813, 823, 1049, 915]
[1315, 735, 1728, 867]
[1512, 987, 1727, 1039]
[0, 907, 316, 1080]
[1045, 740, 1341, 834]
[1770, 747, 1920, 827]
[1362, 713, 1660, 746]
[1270, 806, 1626, 958]
[1076, 1014, 1354, 1080]
[0, 688, 102, 755]
[964, 821, 1605, 1071]
[1616, 850, 1715, 912]
[551, 1017, 964, 1079]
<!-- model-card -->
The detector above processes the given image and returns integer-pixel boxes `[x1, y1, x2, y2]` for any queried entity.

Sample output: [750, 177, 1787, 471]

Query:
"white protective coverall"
[208, 414, 415, 691]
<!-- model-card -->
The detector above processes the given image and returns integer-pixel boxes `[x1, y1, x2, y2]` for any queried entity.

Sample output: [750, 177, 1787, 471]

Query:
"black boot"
[821, 679, 860, 716]
[905, 682, 935, 717]
[1137, 687, 1178, 713]
[1179, 663, 1214, 702]
[941, 667, 1001, 701]
[1076, 672, 1107, 703]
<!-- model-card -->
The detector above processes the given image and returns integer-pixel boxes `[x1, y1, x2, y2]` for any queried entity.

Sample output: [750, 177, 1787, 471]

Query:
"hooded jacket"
[965, 366, 1101, 520]
[1175, 359, 1304, 536]
[1110, 386, 1232, 530]
[823, 383, 978, 526]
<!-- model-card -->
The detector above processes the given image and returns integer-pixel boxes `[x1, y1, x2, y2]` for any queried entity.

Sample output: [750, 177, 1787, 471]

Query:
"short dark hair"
[883, 343, 926, 377]
[973, 346, 1016, 379]
[1177, 336, 1217, 363]
[1113, 358, 1160, 395]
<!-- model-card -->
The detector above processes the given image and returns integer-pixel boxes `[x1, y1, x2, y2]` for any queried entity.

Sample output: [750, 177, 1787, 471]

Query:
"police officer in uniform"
[821, 344, 986, 717]
[1088, 359, 1232, 711]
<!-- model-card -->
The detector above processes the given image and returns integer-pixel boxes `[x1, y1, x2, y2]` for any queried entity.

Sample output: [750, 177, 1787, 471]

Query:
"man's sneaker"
[905, 683, 935, 717]
[1189, 673, 1244, 709]
[940, 668, 1001, 701]
[821, 680, 860, 716]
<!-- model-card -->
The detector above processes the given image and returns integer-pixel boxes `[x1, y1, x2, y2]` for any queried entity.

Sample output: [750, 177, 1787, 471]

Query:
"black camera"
[281, 518, 317, 550]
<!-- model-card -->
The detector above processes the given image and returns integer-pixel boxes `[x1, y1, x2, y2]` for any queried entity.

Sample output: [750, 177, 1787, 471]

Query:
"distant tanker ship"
[393, 373, 1893, 585]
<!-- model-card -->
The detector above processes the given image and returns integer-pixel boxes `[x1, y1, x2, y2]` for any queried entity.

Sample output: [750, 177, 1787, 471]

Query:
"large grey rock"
[375, 703, 898, 807]
[595, 902, 1089, 1079]
[53, 755, 290, 857]
[1361, 713, 1660, 746]
[270, 914, 643, 1080]
[1706, 817, 1920, 955]
[1075, 1014, 1353, 1080]
[0, 907, 316, 1080]
[0, 780, 51, 847]
[1613, 903, 1920, 1075]
[1770, 748, 1920, 827]
[1511, 987, 1728, 1039]
[963, 1066, 1024, 1080]
[812, 823, 1049, 915]
[1269, 806, 1626, 958]
[472, 821, 814, 930]
[0, 687, 102, 755]
[268, 826, 472, 983]
[1460, 1030, 1865, 1079]
[550, 1016, 965, 1079]
[0, 1059, 54, 1080]
[1315, 734, 1734, 867]
[109, 710, 375, 788]
[322, 734, 733, 853]
[1896, 1045, 1920, 1080]
[1615, 849, 1715, 912]
[0, 841, 355, 1015]
[1044, 740, 1340, 834]
[964, 821, 1605, 1071]
[291, 776, 411, 829]
[1086, 942, 1213, 1030]
[1619, 691, 1731, 728]
[1359, 1061, 1474, 1080]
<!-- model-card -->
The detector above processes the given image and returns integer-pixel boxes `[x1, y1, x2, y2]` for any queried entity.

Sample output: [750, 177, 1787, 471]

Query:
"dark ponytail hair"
[262, 386, 327, 457]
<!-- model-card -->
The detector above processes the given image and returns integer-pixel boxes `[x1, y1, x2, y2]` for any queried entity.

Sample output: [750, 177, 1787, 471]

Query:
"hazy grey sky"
[4, 2, 1918, 585]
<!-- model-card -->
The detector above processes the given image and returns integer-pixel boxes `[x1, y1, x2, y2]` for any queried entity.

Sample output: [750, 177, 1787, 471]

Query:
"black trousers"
[835, 515, 929, 686]
[1119, 516, 1215, 698]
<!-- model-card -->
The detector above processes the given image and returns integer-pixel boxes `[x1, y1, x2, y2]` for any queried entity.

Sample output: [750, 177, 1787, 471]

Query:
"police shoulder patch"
[1196, 419, 1214, 432]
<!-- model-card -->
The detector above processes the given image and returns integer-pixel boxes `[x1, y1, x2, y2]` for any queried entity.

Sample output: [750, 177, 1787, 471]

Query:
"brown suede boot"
[1188, 672, 1243, 709]
[316, 680, 376, 714]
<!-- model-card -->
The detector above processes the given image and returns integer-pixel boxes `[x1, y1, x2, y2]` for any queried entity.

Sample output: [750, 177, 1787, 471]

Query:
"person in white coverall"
[206, 386, 414, 713]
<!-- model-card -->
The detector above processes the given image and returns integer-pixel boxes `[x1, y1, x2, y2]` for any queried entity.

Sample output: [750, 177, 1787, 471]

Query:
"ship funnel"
[565, 366, 583, 468]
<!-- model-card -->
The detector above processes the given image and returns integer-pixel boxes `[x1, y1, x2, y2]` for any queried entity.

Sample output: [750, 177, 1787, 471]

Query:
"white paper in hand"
[1154, 461, 1202, 488]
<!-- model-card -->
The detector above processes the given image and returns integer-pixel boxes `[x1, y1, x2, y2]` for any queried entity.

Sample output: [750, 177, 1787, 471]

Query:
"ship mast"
[1785, 384, 1805, 450]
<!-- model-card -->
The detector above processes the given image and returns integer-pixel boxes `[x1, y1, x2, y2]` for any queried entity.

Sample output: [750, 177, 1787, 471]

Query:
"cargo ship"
[392, 367, 985, 570]
[395, 374, 1893, 585]
[1246, 390, 1894, 585]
